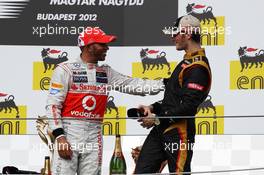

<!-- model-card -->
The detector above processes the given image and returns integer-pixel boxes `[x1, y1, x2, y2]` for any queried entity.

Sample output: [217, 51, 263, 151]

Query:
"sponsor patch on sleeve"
[50, 88, 61, 95]
[187, 83, 204, 91]
[51, 82, 64, 89]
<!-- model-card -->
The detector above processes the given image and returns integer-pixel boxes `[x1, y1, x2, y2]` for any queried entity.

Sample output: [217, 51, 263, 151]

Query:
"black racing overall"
[135, 49, 212, 174]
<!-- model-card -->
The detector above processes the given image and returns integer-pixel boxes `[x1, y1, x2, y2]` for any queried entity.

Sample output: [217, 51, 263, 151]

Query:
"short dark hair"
[174, 15, 201, 43]
[191, 33, 201, 43]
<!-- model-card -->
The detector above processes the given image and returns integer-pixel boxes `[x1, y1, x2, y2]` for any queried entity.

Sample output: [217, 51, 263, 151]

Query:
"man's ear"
[85, 45, 93, 53]
[186, 33, 192, 40]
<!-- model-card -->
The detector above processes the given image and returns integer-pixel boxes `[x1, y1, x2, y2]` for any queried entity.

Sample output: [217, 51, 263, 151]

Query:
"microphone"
[127, 108, 147, 118]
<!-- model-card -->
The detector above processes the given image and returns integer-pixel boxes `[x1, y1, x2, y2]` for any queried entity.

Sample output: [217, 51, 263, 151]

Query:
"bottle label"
[115, 151, 122, 158]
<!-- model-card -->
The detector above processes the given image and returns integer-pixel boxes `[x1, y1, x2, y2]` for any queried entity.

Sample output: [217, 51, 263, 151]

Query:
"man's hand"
[137, 105, 156, 129]
[138, 115, 156, 129]
[131, 146, 142, 163]
[56, 136, 73, 160]
[138, 105, 153, 116]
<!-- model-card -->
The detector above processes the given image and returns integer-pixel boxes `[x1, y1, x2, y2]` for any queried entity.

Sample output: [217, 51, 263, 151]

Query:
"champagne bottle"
[109, 135, 127, 175]
[42, 156, 51, 175]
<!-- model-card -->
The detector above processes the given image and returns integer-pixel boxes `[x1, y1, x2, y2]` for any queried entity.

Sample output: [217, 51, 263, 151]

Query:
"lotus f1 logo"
[82, 96, 96, 111]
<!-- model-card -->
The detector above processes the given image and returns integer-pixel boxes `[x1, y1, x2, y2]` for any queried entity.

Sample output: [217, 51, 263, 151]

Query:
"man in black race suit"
[135, 15, 212, 175]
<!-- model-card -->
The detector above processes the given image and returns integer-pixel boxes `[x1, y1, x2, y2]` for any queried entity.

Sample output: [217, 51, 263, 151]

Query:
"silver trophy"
[36, 115, 55, 152]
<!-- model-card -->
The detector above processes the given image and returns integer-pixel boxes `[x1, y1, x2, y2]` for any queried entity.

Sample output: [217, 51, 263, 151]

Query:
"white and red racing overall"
[46, 56, 164, 175]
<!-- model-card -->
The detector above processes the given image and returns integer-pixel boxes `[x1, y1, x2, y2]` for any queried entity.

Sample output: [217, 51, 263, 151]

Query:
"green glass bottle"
[109, 135, 127, 175]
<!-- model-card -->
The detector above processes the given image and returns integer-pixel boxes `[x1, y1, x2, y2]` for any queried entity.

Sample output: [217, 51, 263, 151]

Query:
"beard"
[176, 44, 185, 51]
[89, 45, 106, 61]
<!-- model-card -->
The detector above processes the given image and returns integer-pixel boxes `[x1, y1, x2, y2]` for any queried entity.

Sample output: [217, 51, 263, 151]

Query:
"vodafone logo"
[82, 95, 96, 111]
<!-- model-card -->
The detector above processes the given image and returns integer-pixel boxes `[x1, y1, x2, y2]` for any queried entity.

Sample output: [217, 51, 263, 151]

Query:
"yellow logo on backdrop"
[133, 49, 176, 79]
[0, 106, 27, 135]
[196, 105, 224, 135]
[132, 62, 177, 79]
[33, 62, 53, 90]
[33, 48, 69, 90]
[195, 95, 224, 134]
[186, 3, 225, 46]
[200, 16, 225, 46]
[230, 47, 264, 90]
[103, 106, 126, 135]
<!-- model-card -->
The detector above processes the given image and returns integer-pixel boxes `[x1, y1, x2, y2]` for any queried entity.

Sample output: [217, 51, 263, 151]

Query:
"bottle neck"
[114, 135, 122, 155]
[44, 157, 51, 174]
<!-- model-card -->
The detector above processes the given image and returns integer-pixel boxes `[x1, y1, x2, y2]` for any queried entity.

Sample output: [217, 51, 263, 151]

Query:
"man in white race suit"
[46, 26, 165, 175]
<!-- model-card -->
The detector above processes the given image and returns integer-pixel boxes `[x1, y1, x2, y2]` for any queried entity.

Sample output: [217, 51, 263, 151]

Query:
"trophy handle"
[36, 115, 55, 152]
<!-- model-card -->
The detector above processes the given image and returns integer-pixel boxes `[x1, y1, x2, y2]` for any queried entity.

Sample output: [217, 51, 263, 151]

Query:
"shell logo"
[82, 96, 96, 111]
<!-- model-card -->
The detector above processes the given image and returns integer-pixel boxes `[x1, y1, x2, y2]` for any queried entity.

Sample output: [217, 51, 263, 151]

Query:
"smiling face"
[85, 43, 109, 62]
